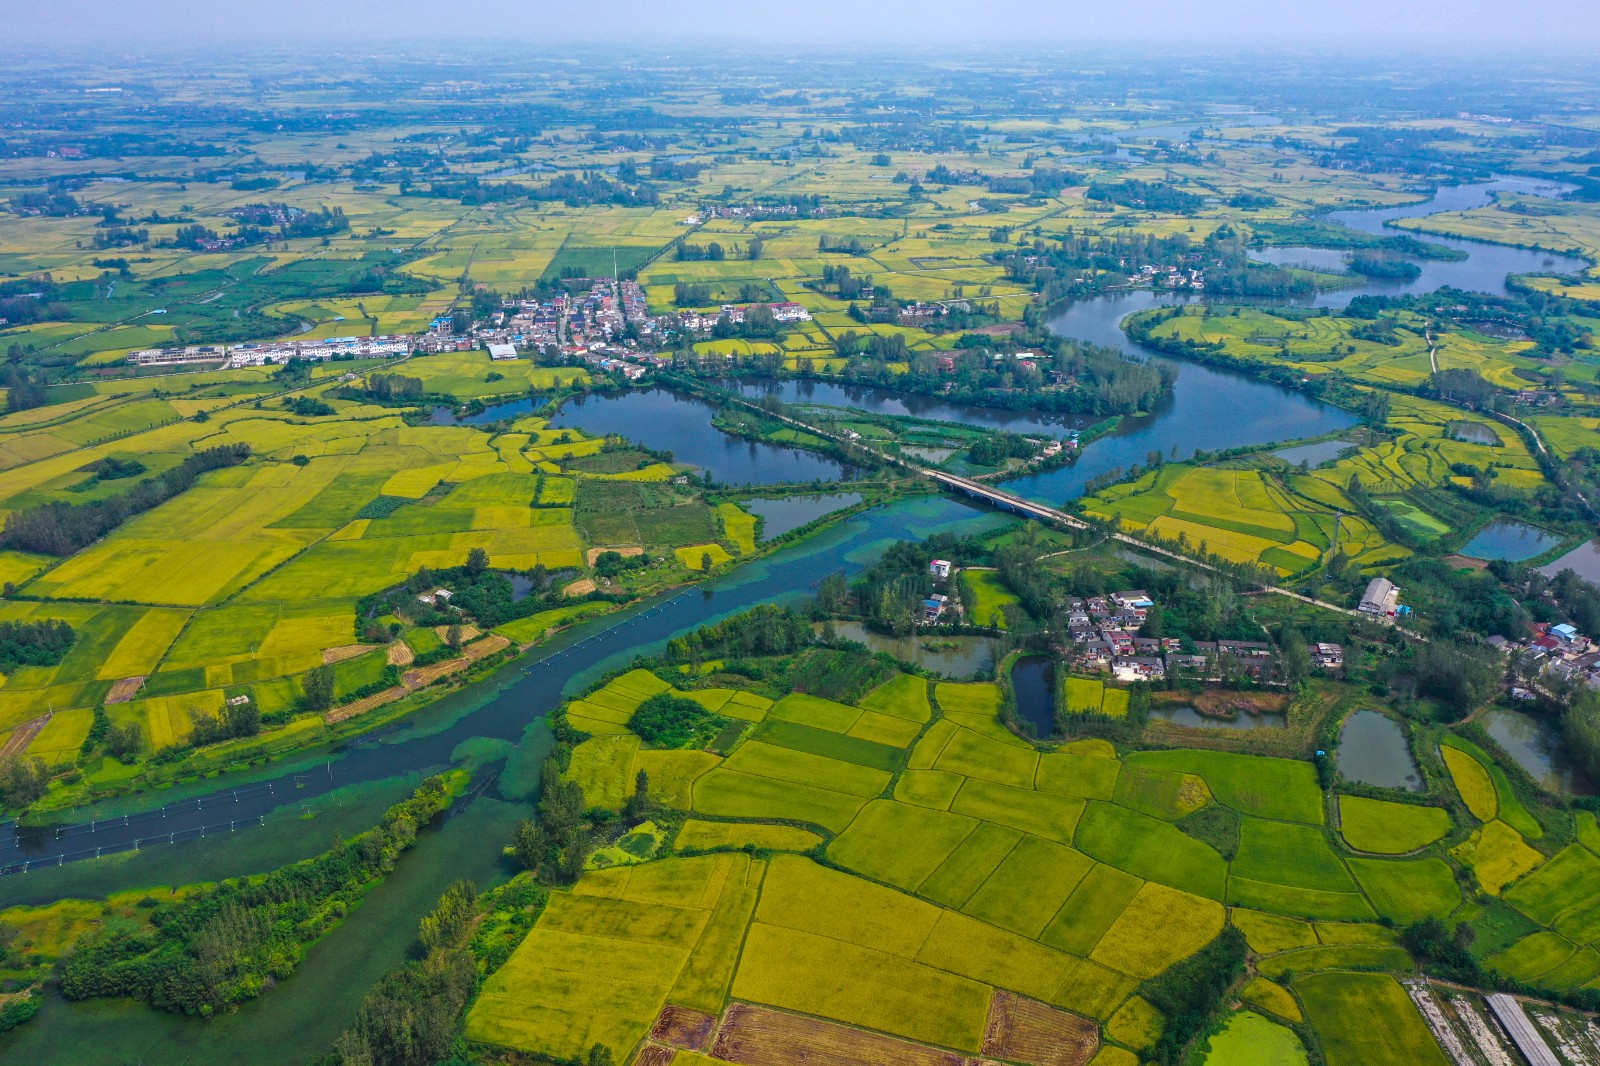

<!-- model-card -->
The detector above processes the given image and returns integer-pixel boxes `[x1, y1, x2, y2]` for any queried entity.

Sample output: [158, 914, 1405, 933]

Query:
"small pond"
[1447, 420, 1501, 445]
[1274, 439, 1349, 468]
[1337, 710, 1422, 790]
[509, 574, 534, 602]
[1249, 246, 1352, 274]
[742, 493, 863, 541]
[429, 396, 540, 425]
[902, 445, 957, 465]
[1481, 707, 1593, 795]
[1011, 655, 1056, 737]
[1461, 518, 1562, 562]
[820, 620, 996, 677]
[1150, 703, 1286, 730]
[1540, 539, 1600, 582]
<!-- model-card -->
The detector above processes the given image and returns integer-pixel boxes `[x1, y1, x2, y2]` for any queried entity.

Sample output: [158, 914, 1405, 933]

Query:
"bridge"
[704, 383, 1408, 631]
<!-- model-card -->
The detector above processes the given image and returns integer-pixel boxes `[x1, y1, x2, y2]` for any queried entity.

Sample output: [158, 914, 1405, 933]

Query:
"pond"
[1447, 420, 1501, 445]
[1250, 246, 1352, 274]
[1011, 655, 1056, 737]
[429, 395, 540, 425]
[1150, 703, 1286, 730]
[1337, 710, 1422, 790]
[552, 388, 856, 486]
[821, 620, 997, 677]
[1481, 707, 1593, 795]
[1461, 518, 1563, 562]
[742, 493, 863, 541]
[1274, 439, 1350, 468]
[1539, 539, 1600, 582]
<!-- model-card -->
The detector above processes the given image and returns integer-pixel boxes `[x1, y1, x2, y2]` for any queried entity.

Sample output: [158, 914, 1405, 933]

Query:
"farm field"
[0, 361, 766, 792]
[464, 655, 1600, 1066]
[8, 47, 1600, 1066]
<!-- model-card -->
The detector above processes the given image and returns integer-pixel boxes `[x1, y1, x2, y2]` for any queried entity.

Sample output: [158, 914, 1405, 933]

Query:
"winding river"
[1, 176, 1586, 1062]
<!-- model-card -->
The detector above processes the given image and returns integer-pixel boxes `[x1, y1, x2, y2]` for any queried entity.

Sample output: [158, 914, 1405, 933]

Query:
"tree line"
[59, 774, 462, 1017]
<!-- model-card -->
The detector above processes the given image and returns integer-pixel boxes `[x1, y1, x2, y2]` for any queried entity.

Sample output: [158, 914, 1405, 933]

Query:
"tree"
[588, 1046, 616, 1066]
[302, 665, 335, 712]
[700, 551, 714, 572]
[466, 547, 489, 574]
[624, 770, 651, 822]
[106, 721, 142, 762]
[0, 756, 48, 808]
[445, 624, 463, 649]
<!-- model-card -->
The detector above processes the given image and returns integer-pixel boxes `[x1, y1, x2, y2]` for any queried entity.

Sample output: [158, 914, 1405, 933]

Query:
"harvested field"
[324, 685, 406, 724]
[387, 641, 414, 666]
[634, 1045, 675, 1066]
[0, 713, 48, 758]
[982, 991, 1099, 1066]
[710, 1003, 973, 1066]
[104, 676, 146, 704]
[588, 545, 644, 566]
[321, 643, 373, 665]
[650, 1004, 718, 1050]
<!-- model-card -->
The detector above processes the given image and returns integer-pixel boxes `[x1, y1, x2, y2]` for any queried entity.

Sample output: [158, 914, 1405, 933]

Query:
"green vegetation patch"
[751, 717, 901, 771]
[1338, 796, 1451, 854]
[1233, 819, 1358, 893]
[1295, 972, 1448, 1066]
[857, 672, 932, 722]
[1075, 801, 1229, 900]
[1200, 1011, 1309, 1066]
[1347, 857, 1462, 924]
[1126, 750, 1324, 824]
[827, 800, 977, 891]
[1504, 843, 1600, 932]
[917, 822, 1022, 909]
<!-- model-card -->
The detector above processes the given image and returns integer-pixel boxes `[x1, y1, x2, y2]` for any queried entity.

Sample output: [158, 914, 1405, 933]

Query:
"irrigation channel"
[0, 176, 1584, 1062]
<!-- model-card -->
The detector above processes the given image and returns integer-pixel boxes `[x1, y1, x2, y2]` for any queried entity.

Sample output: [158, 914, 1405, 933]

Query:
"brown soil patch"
[324, 686, 406, 725]
[387, 641, 415, 666]
[634, 1046, 675, 1066]
[1190, 690, 1291, 717]
[1445, 554, 1490, 571]
[563, 578, 597, 597]
[0, 714, 50, 759]
[104, 676, 146, 705]
[322, 644, 374, 665]
[712, 1003, 975, 1066]
[433, 623, 481, 643]
[587, 545, 644, 567]
[650, 1004, 718, 1051]
[402, 634, 510, 688]
[966, 323, 1027, 337]
[982, 991, 1098, 1066]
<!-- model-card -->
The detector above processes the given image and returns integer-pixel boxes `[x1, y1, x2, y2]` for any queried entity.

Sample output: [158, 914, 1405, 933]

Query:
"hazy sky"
[18, 0, 1600, 48]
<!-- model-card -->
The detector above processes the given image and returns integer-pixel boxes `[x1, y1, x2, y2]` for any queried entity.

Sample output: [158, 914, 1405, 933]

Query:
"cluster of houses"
[1496, 621, 1600, 694]
[127, 335, 414, 368]
[1133, 263, 1207, 289]
[1061, 590, 1309, 686]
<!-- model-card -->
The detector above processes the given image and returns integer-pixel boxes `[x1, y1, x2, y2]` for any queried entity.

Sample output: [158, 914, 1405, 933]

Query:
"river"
[0, 175, 1581, 1059]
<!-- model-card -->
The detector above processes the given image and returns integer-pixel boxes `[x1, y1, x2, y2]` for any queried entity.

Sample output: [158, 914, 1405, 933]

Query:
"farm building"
[1359, 577, 1401, 616]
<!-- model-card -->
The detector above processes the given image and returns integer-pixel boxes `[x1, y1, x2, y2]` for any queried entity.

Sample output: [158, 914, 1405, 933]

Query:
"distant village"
[122, 275, 814, 376]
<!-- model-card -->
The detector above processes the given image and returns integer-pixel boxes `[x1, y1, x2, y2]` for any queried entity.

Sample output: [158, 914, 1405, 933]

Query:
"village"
[121, 274, 815, 379]
[923, 558, 1316, 689]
